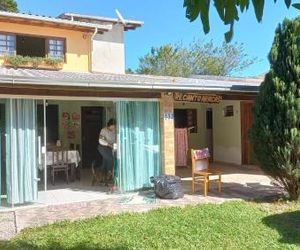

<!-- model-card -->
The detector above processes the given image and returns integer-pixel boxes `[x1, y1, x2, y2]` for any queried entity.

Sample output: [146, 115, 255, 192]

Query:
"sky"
[16, 0, 300, 77]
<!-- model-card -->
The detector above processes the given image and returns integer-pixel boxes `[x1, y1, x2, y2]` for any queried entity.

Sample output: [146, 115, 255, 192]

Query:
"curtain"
[175, 128, 188, 167]
[116, 101, 161, 192]
[6, 99, 38, 205]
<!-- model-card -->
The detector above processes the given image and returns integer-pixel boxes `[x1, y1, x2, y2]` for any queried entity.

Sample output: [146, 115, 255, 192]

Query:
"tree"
[126, 68, 135, 74]
[136, 40, 254, 77]
[249, 17, 300, 201]
[183, 0, 300, 42]
[0, 0, 18, 12]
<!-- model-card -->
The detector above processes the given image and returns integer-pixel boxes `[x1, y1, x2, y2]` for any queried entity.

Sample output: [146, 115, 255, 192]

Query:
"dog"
[91, 152, 113, 187]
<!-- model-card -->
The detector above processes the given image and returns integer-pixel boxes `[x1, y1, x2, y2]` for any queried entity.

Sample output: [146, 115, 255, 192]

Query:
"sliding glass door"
[5, 99, 43, 206]
[116, 101, 161, 192]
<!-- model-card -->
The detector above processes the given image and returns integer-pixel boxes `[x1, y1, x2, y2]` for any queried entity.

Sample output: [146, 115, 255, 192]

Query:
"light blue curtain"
[116, 101, 161, 192]
[6, 99, 38, 205]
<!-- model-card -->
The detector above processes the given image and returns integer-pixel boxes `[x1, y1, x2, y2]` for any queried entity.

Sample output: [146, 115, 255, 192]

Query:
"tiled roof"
[0, 67, 262, 92]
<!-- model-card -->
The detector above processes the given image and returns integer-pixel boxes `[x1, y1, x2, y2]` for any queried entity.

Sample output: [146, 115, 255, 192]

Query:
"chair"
[191, 148, 222, 196]
[50, 147, 70, 185]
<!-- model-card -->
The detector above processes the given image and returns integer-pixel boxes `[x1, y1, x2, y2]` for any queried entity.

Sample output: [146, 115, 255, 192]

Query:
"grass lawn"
[2, 201, 300, 249]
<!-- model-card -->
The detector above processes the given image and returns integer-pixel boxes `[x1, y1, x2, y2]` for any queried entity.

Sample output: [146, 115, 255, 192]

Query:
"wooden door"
[241, 102, 254, 165]
[81, 107, 103, 168]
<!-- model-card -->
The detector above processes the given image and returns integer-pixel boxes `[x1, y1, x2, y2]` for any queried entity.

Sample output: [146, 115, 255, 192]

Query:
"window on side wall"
[47, 38, 65, 60]
[0, 33, 16, 56]
[223, 105, 234, 117]
[174, 108, 197, 133]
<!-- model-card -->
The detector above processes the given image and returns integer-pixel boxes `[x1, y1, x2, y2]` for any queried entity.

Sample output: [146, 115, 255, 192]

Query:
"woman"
[97, 118, 116, 177]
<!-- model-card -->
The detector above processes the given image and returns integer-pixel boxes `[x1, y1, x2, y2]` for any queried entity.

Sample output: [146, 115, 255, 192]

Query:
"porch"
[0, 163, 282, 240]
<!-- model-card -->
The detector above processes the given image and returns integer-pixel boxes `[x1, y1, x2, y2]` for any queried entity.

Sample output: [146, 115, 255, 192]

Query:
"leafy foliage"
[250, 17, 300, 201]
[4, 55, 64, 69]
[0, 0, 18, 12]
[183, 0, 299, 42]
[136, 40, 255, 77]
[3, 201, 300, 249]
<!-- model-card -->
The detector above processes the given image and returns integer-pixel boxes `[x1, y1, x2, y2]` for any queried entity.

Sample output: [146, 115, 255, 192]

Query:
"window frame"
[0, 32, 16, 56]
[174, 108, 198, 133]
[0, 32, 66, 61]
[46, 37, 66, 62]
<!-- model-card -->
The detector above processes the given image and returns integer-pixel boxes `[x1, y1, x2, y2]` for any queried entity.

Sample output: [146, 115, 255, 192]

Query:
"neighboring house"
[0, 10, 261, 207]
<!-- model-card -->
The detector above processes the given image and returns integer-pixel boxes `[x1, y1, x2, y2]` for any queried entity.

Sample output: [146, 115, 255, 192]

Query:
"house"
[0, 10, 261, 207]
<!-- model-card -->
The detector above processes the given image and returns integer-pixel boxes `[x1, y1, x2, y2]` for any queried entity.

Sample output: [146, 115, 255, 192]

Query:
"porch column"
[160, 92, 175, 175]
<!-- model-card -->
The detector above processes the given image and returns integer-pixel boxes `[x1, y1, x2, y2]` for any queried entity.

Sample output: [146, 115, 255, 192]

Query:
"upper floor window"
[0, 33, 66, 60]
[48, 39, 65, 59]
[0, 34, 15, 56]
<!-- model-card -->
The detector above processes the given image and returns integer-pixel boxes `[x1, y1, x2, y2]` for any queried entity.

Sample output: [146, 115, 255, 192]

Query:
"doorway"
[37, 104, 59, 144]
[241, 102, 254, 165]
[81, 107, 103, 168]
[206, 108, 213, 161]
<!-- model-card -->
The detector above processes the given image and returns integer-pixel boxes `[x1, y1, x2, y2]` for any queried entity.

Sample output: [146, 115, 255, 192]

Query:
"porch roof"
[0, 67, 262, 93]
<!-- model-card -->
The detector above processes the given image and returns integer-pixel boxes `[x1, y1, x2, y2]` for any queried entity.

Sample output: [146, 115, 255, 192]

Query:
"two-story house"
[0, 10, 260, 207]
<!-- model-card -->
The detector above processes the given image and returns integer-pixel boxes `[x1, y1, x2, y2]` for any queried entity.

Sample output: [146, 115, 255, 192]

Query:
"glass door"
[116, 101, 161, 192]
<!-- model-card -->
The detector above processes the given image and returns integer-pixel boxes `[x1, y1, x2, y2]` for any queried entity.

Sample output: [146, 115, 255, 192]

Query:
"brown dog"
[91, 159, 113, 186]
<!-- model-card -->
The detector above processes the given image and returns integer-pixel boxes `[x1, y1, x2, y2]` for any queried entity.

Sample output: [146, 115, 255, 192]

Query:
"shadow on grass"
[181, 179, 283, 200]
[262, 210, 300, 246]
[2, 240, 129, 250]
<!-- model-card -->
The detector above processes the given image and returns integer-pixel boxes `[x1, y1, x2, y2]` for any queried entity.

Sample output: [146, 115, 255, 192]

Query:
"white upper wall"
[92, 24, 125, 74]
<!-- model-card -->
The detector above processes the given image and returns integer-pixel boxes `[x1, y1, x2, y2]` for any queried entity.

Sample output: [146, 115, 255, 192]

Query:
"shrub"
[250, 18, 300, 201]
[4, 55, 63, 69]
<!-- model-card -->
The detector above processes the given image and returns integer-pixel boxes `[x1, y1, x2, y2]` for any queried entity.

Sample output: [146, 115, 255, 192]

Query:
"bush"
[250, 18, 300, 201]
[4, 55, 63, 69]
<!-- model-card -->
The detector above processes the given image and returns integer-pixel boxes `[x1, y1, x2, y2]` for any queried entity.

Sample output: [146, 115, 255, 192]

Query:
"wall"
[92, 24, 125, 74]
[174, 100, 242, 165]
[160, 93, 175, 175]
[0, 21, 91, 72]
[174, 102, 207, 150]
[47, 100, 114, 148]
[213, 100, 242, 165]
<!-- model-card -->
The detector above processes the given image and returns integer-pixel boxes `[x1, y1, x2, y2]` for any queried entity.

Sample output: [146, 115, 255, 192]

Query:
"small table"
[39, 150, 81, 182]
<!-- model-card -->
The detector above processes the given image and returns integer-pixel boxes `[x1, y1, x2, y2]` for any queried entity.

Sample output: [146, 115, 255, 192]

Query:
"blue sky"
[17, 0, 299, 77]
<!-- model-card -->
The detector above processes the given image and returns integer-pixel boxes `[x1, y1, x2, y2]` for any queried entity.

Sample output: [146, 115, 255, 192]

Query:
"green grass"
[2, 201, 300, 249]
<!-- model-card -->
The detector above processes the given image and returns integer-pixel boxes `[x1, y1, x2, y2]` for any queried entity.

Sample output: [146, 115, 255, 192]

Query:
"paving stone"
[0, 164, 282, 240]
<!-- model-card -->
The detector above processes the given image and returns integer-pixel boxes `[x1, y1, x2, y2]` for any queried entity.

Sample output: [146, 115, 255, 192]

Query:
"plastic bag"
[150, 175, 184, 199]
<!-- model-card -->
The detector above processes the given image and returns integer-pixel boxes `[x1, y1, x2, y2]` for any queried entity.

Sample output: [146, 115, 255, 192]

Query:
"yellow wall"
[174, 100, 242, 165]
[213, 100, 242, 165]
[174, 102, 207, 150]
[47, 100, 114, 149]
[0, 22, 91, 72]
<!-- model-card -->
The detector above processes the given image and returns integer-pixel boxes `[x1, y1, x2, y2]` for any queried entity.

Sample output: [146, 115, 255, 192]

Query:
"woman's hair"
[107, 118, 116, 127]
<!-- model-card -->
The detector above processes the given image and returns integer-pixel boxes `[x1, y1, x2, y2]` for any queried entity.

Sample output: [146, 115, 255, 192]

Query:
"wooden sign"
[173, 93, 222, 104]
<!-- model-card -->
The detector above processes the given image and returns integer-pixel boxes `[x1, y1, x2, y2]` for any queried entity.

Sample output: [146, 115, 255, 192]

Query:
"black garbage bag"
[150, 175, 184, 199]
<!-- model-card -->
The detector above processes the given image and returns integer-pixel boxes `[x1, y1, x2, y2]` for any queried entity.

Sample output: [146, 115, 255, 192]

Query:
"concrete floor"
[37, 168, 114, 205]
[0, 163, 282, 240]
